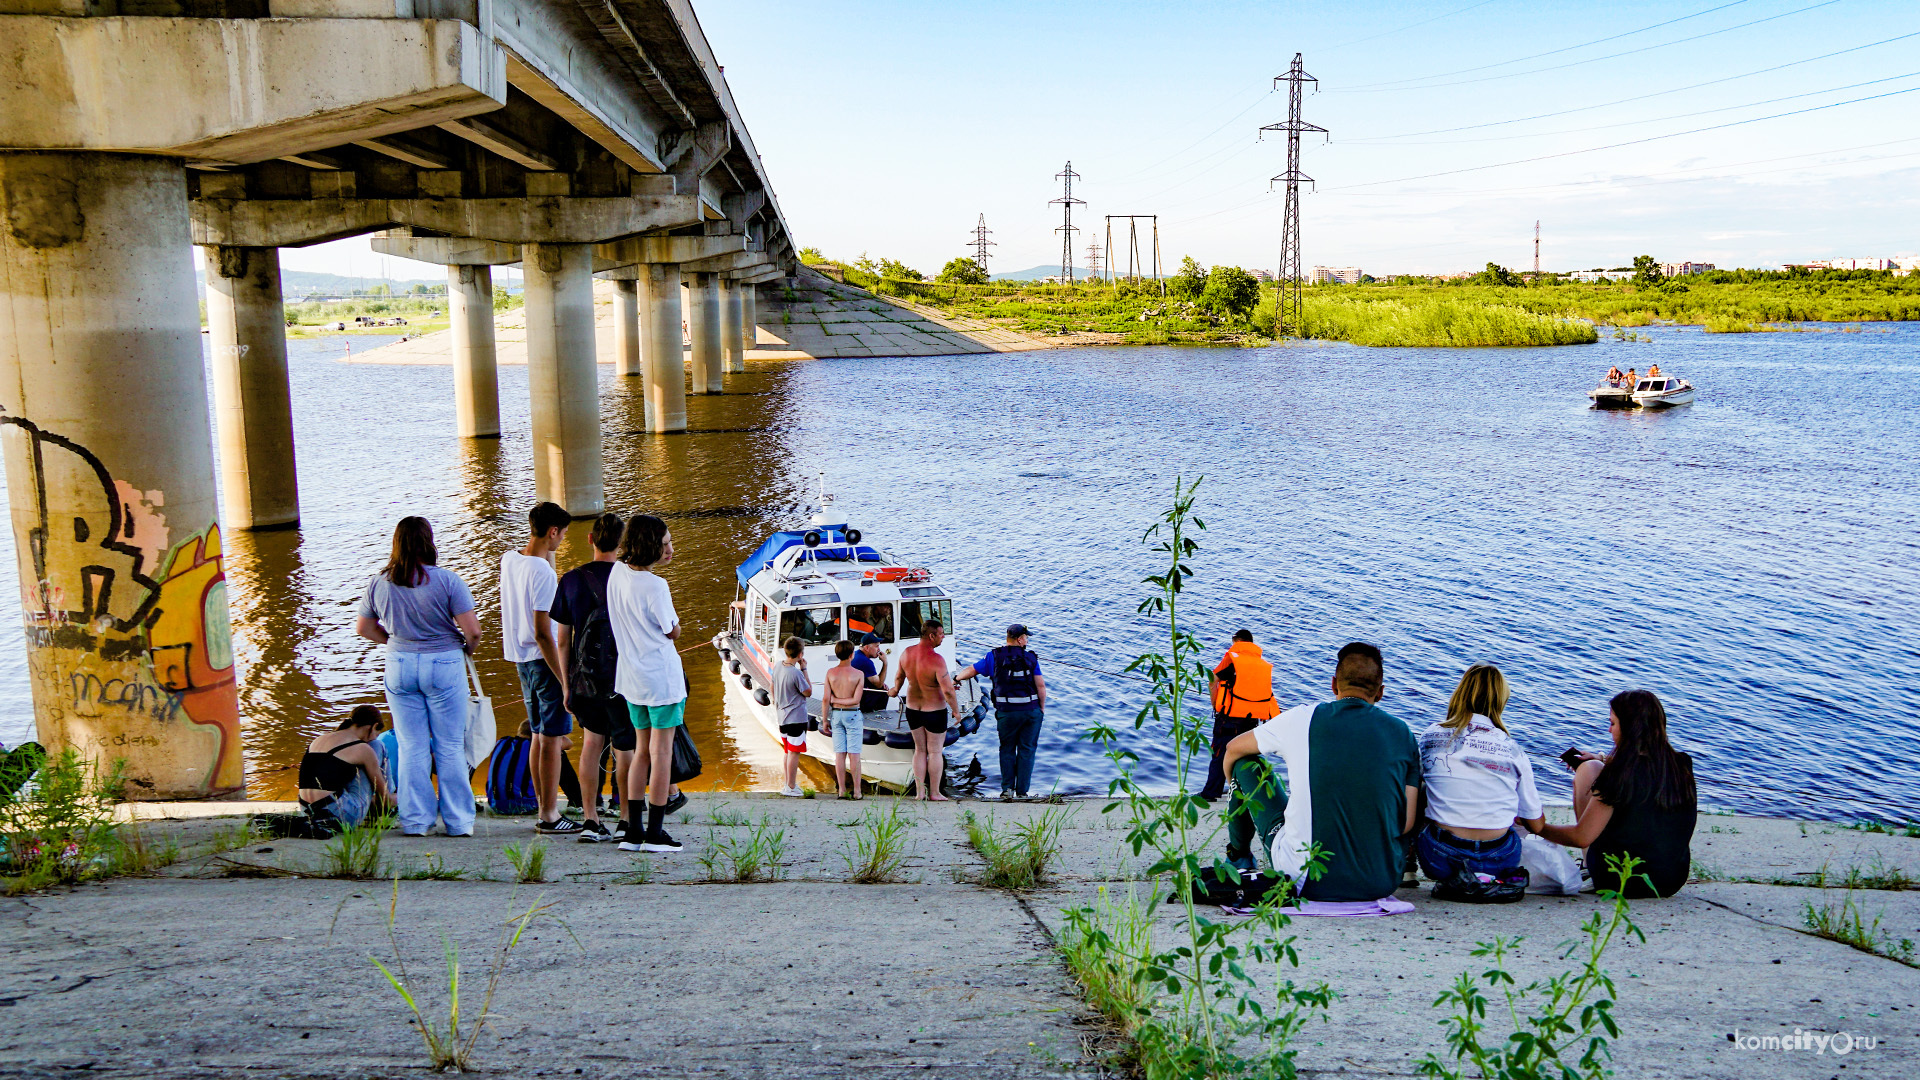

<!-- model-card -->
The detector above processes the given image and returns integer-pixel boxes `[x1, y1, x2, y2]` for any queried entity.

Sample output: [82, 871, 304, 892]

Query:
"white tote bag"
[463, 655, 497, 774]
[1520, 832, 1584, 895]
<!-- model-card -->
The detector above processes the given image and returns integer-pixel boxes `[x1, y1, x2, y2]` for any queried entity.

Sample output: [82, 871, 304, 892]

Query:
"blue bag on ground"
[484, 735, 537, 815]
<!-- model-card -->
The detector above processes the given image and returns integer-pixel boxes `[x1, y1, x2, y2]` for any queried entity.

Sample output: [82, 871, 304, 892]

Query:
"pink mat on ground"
[1291, 897, 1416, 917]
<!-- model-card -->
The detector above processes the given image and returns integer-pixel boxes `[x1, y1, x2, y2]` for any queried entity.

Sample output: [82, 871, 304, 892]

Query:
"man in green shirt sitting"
[1220, 641, 1421, 904]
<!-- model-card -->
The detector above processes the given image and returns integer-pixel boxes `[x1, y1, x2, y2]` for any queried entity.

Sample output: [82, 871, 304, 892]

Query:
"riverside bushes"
[1294, 295, 1598, 347]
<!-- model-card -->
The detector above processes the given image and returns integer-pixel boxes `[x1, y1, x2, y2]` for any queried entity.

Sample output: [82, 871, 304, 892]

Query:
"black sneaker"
[537, 817, 586, 835]
[638, 829, 682, 853]
[663, 791, 688, 817]
[577, 820, 612, 844]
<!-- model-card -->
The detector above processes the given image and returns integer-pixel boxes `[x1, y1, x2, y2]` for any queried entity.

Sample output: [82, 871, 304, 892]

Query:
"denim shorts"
[829, 709, 863, 754]
[517, 659, 570, 737]
[1416, 823, 1523, 881]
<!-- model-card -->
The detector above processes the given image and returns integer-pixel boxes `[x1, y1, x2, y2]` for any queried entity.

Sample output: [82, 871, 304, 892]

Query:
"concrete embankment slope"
[3, 800, 1914, 1078]
[344, 269, 1049, 366]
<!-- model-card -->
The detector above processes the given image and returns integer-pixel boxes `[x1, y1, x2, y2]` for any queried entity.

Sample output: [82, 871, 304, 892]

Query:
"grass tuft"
[503, 841, 548, 884]
[841, 803, 915, 884]
[1803, 892, 1918, 967]
[963, 807, 1068, 890]
[317, 816, 393, 879]
[697, 819, 788, 882]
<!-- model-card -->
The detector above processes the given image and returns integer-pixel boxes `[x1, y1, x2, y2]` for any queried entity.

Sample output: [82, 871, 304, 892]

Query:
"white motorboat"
[712, 514, 985, 790]
[1587, 381, 1635, 409]
[1631, 373, 1695, 408]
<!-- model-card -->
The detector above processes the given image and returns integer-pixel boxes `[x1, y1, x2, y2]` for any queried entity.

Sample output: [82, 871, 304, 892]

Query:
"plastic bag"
[1520, 832, 1584, 895]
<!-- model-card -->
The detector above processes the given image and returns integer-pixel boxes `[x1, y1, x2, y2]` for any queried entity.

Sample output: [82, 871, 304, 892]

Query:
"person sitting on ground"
[1523, 689, 1696, 898]
[1416, 664, 1544, 892]
[1219, 642, 1421, 903]
[299, 705, 396, 835]
[823, 639, 865, 799]
[772, 635, 812, 797]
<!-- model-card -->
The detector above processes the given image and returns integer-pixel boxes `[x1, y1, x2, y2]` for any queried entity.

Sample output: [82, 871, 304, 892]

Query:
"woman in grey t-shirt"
[355, 516, 481, 836]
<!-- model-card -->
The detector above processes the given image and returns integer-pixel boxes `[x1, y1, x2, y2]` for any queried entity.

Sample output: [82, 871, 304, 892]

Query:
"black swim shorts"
[904, 707, 949, 734]
[571, 696, 637, 752]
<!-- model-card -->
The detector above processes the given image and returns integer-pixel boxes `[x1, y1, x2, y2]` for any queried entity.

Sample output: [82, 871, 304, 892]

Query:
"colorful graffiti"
[0, 415, 242, 797]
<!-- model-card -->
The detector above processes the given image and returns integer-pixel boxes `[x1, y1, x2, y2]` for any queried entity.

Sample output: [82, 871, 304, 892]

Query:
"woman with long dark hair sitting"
[298, 705, 396, 835]
[355, 516, 483, 837]
[1525, 689, 1697, 898]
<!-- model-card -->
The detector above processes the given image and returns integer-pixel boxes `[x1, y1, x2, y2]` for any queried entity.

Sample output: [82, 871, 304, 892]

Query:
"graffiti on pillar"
[0, 416, 242, 796]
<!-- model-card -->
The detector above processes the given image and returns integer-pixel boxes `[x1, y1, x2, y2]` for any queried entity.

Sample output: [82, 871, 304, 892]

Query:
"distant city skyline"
[278, 0, 1920, 281]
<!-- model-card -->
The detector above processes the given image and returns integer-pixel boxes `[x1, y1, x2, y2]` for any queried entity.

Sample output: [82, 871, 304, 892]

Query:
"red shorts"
[779, 727, 807, 754]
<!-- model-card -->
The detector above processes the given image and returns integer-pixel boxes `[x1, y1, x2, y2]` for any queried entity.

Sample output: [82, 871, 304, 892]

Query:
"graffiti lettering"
[67, 671, 181, 723]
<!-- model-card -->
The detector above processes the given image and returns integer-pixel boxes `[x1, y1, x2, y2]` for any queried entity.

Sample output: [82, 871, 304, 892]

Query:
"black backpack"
[566, 576, 620, 701]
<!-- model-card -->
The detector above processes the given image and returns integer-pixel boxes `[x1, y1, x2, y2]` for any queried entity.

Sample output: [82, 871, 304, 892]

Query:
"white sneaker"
[779, 786, 804, 798]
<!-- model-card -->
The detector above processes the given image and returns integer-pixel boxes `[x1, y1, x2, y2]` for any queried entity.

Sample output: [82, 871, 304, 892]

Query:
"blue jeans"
[1416, 824, 1523, 881]
[517, 660, 570, 737]
[385, 649, 473, 836]
[995, 706, 1043, 795]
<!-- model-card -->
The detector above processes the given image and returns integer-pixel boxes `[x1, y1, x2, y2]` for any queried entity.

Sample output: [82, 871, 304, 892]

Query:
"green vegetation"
[697, 818, 789, 882]
[1419, 857, 1650, 1080]
[962, 806, 1068, 889]
[841, 802, 916, 884]
[319, 815, 395, 879]
[936, 257, 989, 285]
[502, 840, 548, 884]
[808, 249, 1919, 348]
[1802, 892, 1917, 967]
[2, 749, 129, 894]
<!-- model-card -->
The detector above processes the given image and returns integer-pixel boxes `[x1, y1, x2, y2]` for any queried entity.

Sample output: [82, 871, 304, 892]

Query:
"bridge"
[0, 0, 796, 797]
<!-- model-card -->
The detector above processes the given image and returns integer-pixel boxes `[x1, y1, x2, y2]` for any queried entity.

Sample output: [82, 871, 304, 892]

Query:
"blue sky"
[283, 0, 1920, 280]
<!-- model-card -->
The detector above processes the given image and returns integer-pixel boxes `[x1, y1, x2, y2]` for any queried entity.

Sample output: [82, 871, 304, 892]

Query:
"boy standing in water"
[823, 640, 866, 799]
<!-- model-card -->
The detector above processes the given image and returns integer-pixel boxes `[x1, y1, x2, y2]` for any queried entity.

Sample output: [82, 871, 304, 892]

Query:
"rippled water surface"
[1, 325, 1915, 819]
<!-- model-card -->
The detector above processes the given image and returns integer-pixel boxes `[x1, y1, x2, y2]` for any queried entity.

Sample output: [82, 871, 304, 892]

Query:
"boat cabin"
[1635, 378, 1679, 392]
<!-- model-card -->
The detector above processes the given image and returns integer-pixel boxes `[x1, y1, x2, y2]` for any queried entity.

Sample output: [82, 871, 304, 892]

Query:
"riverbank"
[3, 797, 1914, 1078]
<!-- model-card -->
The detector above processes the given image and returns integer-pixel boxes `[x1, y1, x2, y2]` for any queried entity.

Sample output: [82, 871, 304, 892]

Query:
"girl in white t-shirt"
[1416, 664, 1546, 887]
[606, 514, 685, 853]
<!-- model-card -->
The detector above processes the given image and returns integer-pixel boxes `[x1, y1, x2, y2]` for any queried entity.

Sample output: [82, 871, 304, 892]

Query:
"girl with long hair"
[355, 517, 482, 836]
[1416, 664, 1545, 891]
[1527, 689, 1697, 898]
[604, 514, 686, 852]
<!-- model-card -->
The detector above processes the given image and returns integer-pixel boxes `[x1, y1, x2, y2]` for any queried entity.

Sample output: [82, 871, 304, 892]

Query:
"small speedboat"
[1587, 382, 1635, 409]
[712, 514, 985, 790]
[1631, 374, 1695, 408]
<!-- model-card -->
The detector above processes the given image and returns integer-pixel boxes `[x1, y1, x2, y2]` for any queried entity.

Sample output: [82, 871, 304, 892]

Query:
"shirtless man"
[890, 617, 960, 801]
[823, 640, 867, 799]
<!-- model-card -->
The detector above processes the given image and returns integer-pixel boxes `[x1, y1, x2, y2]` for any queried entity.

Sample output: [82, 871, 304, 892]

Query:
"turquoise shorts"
[627, 699, 686, 730]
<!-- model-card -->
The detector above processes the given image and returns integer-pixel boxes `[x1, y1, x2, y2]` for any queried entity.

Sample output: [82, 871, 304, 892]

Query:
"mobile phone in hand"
[1559, 746, 1585, 771]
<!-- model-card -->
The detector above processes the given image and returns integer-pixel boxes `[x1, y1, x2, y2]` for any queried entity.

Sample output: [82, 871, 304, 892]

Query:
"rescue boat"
[711, 515, 985, 791]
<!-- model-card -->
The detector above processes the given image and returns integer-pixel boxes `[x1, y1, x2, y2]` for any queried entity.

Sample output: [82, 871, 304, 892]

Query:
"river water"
[0, 325, 1915, 820]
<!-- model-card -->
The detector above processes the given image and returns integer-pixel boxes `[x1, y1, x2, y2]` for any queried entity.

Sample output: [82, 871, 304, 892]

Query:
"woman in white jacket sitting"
[1416, 664, 1545, 883]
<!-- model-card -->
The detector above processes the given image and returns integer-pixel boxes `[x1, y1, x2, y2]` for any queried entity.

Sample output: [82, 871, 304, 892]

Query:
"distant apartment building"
[1570, 269, 1634, 282]
[1251, 268, 1274, 282]
[1313, 265, 1364, 284]
[1784, 258, 1898, 272]
[1659, 261, 1716, 277]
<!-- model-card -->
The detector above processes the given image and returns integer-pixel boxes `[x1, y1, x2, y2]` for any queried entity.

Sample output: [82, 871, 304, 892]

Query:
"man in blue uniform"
[956, 623, 1047, 799]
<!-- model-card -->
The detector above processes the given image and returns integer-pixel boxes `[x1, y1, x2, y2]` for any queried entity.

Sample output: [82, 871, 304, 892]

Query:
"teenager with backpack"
[551, 513, 633, 842]
[955, 623, 1048, 799]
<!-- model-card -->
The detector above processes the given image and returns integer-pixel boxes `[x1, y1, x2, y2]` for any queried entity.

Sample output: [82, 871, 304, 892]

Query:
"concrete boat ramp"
[2, 798, 1915, 1078]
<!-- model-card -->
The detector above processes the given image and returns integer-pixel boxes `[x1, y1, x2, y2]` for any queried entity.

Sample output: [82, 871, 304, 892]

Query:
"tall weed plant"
[0, 749, 126, 894]
[1066, 478, 1333, 1080]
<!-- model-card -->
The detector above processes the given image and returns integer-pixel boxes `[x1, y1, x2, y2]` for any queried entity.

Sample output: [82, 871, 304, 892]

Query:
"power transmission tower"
[1260, 53, 1325, 337]
[1103, 215, 1162, 292]
[1085, 241, 1103, 279]
[1533, 220, 1541, 278]
[969, 213, 996, 273]
[1051, 161, 1084, 283]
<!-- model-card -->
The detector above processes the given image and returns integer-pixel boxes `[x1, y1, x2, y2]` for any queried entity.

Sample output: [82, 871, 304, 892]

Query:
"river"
[1, 324, 1915, 820]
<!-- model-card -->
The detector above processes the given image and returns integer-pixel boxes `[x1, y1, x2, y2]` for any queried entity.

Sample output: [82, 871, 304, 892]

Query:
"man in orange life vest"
[1200, 629, 1279, 800]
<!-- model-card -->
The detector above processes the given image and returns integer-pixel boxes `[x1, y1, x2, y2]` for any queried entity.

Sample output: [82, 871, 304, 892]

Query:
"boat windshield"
[846, 602, 895, 643]
[779, 606, 842, 646]
[901, 599, 953, 640]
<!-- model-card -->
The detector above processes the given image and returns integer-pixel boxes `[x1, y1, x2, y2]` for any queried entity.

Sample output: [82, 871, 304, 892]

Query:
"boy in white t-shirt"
[500, 501, 583, 835]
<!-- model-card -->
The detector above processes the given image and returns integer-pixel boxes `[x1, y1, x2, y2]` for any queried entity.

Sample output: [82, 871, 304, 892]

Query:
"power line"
[1262, 53, 1324, 337]
[1051, 161, 1086, 283]
[1349, 30, 1920, 141]
[1319, 0, 1501, 53]
[1333, 0, 1841, 93]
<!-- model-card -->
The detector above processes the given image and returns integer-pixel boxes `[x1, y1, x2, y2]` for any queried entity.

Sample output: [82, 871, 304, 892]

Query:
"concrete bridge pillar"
[448, 263, 501, 439]
[688, 270, 724, 395]
[0, 152, 243, 797]
[720, 276, 745, 375]
[642, 262, 686, 432]
[522, 242, 602, 515]
[740, 283, 758, 359]
[203, 246, 300, 531]
[613, 278, 642, 380]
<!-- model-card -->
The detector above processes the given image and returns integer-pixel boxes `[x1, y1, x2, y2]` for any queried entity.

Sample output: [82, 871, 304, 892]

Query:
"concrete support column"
[522, 242, 603, 515]
[641, 262, 686, 432]
[741, 284, 758, 358]
[688, 270, 724, 394]
[720, 276, 745, 374]
[613, 278, 642, 379]
[448, 263, 500, 438]
[0, 152, 243, 797]
[203, 245, 299, 530]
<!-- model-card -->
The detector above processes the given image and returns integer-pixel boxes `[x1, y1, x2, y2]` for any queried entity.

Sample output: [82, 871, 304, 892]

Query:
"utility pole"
[1102, 215, 1162, 291]
[1085, 241, 1103, 279]
[1534, 220, 1541, 278]
[1261, 53, 1325, 337]
[1051, 161, 1084, 284]
[969, 213, 996, 274]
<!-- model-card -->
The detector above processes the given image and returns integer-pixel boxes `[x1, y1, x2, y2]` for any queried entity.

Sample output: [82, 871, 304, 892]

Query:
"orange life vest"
[1211, 643, 1279, 721]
